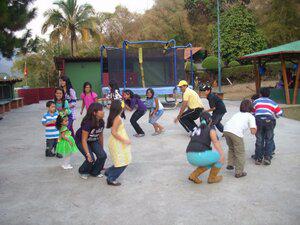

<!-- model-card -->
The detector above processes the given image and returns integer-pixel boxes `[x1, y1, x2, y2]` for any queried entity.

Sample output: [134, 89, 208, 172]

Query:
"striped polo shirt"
[41, 111, 59, 139]
[253, 97, 283, 118]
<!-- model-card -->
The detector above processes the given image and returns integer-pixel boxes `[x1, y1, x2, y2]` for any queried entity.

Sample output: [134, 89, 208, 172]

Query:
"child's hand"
[123, 139, 131, 145]
[86, 153, 93, 163]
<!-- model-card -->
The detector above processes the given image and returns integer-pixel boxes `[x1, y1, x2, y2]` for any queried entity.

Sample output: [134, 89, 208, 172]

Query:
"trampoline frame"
[100, 40, 195, 105]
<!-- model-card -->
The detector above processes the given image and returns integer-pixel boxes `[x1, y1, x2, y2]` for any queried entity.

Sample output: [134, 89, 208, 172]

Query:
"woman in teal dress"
[56, 114, 78, 169]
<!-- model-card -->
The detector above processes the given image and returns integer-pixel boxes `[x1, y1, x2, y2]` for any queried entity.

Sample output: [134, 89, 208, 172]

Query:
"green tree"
[0, 0, 36, 58]
[260, 0, 300, 46]
[12, 40, 61, 88]
[212, 5, 267, 62]
[42, 0, 95, 56]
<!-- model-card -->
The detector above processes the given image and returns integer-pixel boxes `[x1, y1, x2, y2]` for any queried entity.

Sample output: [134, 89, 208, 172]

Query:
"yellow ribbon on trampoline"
[138, 47, 145, 88]
[139, 48, 143, 63]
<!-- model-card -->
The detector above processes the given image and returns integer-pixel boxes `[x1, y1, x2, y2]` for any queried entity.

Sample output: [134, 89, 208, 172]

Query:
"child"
[223, 100, 257, 178]
[106, 100, 132, 186]
[80, 82, 98, 114]
[252, 87, 282, 165]
[201, 83, 227, 133]
[54, 87, 71, 117]
[60, 76, 77, 136]
[99, 80, 126, 118]
[55, 115, 79, 169]
[145, 88, 165, 135]
[41, 101, 59, 157]
[75, 103, 107, 179]
[186, 112, 224, 184]
[123, 89, 147, 137]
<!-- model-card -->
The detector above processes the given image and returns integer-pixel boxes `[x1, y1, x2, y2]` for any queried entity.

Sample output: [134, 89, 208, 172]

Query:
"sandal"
[235, 172, 247, 178]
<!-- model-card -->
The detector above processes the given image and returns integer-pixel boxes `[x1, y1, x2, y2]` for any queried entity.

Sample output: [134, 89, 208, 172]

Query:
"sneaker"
[263, 158, 271, 165]
[251, 154, 257, 160]
[133, 134, 145, 137]
[97, 174, 104, 178]
[45, 151, 55, 157]
[80, 174, 89, 180]
[56, 153, 63, 158]
[226, 165, 234, 170]
[107, 180, 121, 186]
[151, 132, 160, 136]
[255, 159, 262, 165]
[62, 165, 72, 170]
[235, 172, 247, 178]
[65, 164, 73, 169]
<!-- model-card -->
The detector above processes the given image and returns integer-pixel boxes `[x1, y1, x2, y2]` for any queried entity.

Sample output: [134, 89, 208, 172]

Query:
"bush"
[185, 61, 197, 72]
[228, 60, 240, 67]
[202, 56, 223, 70]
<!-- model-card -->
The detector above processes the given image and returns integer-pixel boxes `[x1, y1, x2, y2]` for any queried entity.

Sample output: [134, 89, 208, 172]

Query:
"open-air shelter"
[240, 40, 300, 104]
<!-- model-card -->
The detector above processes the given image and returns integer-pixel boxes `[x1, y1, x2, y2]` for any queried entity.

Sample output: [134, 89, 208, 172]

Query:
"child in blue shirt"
[41, 101, 60, 157]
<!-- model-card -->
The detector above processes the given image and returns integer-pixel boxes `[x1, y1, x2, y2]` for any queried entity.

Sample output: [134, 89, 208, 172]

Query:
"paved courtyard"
[0, 99, 299, 225]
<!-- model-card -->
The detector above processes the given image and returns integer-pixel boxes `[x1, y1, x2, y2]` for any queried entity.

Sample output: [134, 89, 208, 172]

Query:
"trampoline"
[100, 39, 195, 106]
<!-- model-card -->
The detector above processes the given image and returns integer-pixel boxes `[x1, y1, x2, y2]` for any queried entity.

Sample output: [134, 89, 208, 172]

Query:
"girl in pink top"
[80, 82, 98, 115]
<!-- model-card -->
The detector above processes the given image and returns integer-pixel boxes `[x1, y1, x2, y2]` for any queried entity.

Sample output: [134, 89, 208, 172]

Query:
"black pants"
[212, 113, 225, 133]
[46, 139, 57, 153]
[179, 108, 203, 132]
[77, 141, 107, 176]
[130, 110, 146, 134]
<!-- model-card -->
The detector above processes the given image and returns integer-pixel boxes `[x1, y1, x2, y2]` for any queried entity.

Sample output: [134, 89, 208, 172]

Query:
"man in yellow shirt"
[174, 80, 204, 133]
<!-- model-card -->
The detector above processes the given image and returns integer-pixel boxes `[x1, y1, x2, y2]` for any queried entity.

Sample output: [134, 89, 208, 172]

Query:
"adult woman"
[60, 76, 77, 136]
[186, 112, 224, 184]
[75, 103, 107, 179]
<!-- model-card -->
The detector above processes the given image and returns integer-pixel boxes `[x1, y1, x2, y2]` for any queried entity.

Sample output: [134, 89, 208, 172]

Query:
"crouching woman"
[186, 112, 224, 184]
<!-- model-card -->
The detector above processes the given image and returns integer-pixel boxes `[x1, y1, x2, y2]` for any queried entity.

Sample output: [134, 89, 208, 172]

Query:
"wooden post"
[253, 60, 260, 94]
[280, 55, 291, 104]
[293, 61, 300, 104]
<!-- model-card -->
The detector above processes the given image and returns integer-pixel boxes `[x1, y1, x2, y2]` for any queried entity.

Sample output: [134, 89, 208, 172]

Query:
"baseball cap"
[199, 83, 212, 91]
[177, 80, 188, 87]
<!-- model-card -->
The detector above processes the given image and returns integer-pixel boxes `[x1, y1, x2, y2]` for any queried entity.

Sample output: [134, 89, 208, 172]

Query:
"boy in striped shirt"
[253, 87, 283, 165]
[42, 101, 61, 157]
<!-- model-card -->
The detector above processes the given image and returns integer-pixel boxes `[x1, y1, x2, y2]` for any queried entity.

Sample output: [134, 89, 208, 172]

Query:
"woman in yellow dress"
[106, 100, 132, 186]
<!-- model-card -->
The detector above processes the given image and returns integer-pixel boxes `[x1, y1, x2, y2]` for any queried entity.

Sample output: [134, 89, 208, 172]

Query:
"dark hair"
[107, 100, 122, 128]
[46, 100, 55, 108]
[199, 112, 212, 129]
[55, 114, 67, 130]
[251, 94, 259, 101]
[123, 89, 141, 99]
[83, 82, 92, 95]
[81, 102, 104, 129]
[240, 99, 253, 112]
[54, 87, 66, 109]
[60, 76, 73, 96]
[260, 87, 270, 97]
[109, 80, 120, 93]
[146, 88, 155, 99]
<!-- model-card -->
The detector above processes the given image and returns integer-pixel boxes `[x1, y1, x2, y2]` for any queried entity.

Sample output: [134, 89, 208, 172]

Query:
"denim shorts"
[149, 110, 164, 125]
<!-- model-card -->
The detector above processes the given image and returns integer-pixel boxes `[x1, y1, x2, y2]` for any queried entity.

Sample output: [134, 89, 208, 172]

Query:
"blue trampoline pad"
[102, 86, 193, 96]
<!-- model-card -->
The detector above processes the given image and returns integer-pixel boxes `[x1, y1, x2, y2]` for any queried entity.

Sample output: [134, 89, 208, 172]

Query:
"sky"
[22, 0, 155, 38]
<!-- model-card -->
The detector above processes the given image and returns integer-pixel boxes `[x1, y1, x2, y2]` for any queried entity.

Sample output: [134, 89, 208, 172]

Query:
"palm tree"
[42, 0, 95, 56]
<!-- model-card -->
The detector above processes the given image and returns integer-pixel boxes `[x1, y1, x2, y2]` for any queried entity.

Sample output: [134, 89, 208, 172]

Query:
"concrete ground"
[0, 99, 299, 225]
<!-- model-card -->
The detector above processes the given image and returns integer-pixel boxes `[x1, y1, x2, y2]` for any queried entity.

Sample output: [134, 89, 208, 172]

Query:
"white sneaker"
[66, 164, 73, 169]
[97, 174, 104, 178]
[80, 174, 89, 180]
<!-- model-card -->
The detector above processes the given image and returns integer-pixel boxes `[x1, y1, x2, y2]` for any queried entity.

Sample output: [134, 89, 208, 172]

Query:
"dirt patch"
[215, 80, 277, 100]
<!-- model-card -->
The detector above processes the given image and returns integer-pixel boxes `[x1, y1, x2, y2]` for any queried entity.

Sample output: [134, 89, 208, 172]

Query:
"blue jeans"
[149, 109, 164, 125]
[255, 116, 276, 160]
[77, 141, 107, 176]
[187, 151, 222, 169]
[212, 113, 225, 133]
[105, 166, 127, 182]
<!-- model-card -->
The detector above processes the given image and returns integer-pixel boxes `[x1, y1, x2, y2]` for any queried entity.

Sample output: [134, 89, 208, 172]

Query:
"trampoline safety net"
[106, 46, 185, 88]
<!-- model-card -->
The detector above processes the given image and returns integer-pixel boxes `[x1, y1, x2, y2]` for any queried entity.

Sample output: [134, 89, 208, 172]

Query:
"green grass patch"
[283, 106, 300, 121]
